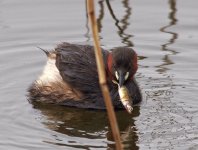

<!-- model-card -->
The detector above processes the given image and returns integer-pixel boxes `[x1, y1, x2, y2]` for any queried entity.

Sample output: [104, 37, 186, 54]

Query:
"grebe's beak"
[118, 70, 125, 87]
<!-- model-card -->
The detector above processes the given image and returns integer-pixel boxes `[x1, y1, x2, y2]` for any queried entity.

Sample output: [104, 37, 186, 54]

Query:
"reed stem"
[86, 0, 123, 149]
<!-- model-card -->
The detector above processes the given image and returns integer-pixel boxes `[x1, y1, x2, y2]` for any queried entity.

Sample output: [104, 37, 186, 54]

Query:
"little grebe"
[28, 42, 141, 110]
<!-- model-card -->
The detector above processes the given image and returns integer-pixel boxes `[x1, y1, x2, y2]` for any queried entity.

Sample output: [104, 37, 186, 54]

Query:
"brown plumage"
[28, 42, 141, 110]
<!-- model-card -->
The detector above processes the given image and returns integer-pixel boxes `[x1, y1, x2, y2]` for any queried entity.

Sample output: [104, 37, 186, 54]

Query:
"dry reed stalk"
[86, 0, 123, 149]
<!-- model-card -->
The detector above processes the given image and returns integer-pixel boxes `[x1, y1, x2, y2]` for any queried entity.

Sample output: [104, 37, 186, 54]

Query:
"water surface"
[0, 0, 198, 149]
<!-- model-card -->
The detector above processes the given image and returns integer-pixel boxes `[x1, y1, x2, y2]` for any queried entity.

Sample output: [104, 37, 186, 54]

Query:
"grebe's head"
[108, 47, 138, 87]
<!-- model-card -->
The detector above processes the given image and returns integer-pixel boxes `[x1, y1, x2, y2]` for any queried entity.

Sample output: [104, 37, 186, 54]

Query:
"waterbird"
[28, 42, 141, 113]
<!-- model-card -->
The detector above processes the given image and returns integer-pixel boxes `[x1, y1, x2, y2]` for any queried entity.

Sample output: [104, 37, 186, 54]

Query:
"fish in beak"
[118, 85, 133, 114]
[115, 70, 133, 114]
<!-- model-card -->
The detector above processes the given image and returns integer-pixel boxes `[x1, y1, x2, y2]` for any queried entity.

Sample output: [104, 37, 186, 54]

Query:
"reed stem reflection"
[85, 0, 134, 47]
[106, 0, 133, 46]
[158, 0, 178, 73]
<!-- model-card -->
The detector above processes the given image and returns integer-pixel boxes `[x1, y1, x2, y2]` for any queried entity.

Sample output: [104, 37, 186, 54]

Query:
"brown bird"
[28, 42, 141, 111]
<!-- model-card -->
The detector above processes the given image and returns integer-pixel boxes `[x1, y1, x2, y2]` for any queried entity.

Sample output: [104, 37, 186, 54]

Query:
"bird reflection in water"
[32, 103, 140, 149]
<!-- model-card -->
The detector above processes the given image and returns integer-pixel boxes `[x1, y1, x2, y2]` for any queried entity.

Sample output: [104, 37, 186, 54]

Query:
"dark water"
[0, 0, 198, 149]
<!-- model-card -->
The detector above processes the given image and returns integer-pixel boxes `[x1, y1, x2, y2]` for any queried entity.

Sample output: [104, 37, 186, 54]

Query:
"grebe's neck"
[107, 52, 114, 81]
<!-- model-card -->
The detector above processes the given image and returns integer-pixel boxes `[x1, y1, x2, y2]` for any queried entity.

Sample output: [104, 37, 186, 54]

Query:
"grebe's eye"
[115, 71, 119, 80]
[124, 72, 129, 81]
